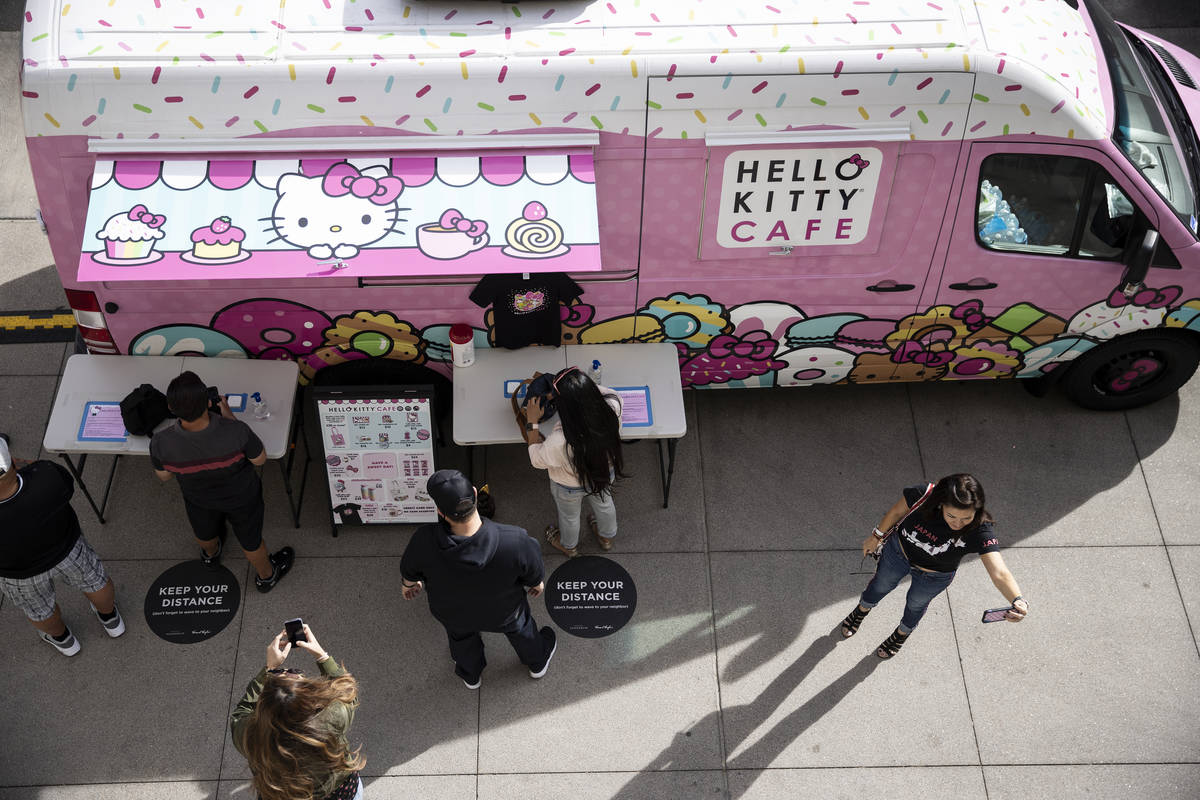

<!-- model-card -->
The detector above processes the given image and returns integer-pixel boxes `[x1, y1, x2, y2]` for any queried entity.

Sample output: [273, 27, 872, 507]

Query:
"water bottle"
[588, 359, 603, 385]
[251, 391, 270, 420]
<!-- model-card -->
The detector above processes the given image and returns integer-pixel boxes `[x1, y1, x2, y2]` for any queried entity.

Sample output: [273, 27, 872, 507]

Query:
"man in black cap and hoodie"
[400, 469, 557, 689]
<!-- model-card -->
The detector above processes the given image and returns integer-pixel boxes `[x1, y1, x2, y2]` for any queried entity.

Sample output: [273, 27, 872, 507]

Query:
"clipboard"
[77, 401, 129, 442]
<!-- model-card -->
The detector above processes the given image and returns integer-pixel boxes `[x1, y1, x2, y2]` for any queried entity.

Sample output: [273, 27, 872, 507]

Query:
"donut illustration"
[416, 429, 431, 440]
[211, 299, 332, 360]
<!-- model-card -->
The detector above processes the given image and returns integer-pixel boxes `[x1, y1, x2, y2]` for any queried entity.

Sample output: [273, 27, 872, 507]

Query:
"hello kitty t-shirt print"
[470, 272, 583, 349]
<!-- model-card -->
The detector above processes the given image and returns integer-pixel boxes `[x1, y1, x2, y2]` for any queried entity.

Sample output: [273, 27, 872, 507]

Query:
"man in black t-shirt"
[0, 434, 125, 656]
[469, 271, 583, 348]
[150, 371, 294, 593]
[400, 469, 557, 689]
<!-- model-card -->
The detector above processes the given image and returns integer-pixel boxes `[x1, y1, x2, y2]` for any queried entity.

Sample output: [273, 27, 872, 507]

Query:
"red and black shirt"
[150, 413, 264, 510]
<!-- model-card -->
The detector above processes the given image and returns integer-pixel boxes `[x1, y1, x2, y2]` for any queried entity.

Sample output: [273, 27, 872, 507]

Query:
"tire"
[1060, 332, 1200, 410]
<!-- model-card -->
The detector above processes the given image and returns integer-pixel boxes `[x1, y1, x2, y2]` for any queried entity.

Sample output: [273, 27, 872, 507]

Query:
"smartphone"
[207, 385, 222, 411]
[284, 617, 307, 645]
[981, 606, 1014, 623]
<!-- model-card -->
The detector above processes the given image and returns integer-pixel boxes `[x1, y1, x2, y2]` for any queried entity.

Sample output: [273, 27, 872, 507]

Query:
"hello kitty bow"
[438, 209, 488, 237]
[321, 164, 404, 205]
[127, 204, 165, 228]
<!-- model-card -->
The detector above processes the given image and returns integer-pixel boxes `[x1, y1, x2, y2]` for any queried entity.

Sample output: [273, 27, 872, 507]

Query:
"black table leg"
[59, 452, 121, 524]
[656, 438, 678, 509]
[279, 401, 311, 529]
[60, 453, 104, 524]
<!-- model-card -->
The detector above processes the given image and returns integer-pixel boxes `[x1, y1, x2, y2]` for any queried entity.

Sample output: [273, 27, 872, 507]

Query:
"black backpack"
[119, 383, 173, 436]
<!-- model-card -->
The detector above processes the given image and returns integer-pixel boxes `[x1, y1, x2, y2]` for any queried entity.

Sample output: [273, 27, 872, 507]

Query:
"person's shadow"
[615, 625, 882, 798]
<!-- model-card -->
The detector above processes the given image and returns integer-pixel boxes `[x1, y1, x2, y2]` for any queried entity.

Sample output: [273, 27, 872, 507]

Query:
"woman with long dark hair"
[840, 474, 1028, 659]
[523, 366, 626, 556]
[231, 625, 366, 800]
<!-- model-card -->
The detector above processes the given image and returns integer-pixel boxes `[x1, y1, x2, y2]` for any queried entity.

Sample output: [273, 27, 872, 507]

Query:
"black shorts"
[183, 494, 265, 552]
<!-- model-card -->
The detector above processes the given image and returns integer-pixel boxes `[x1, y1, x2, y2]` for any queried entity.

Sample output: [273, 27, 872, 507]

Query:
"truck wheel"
[1060, 332, 1200, 410]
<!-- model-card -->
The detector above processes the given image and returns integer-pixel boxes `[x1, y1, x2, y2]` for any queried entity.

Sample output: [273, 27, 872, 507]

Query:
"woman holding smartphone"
[231, 625, 366, 800]
[840, 473, 1028, 659]
[522, 366, 626, 557]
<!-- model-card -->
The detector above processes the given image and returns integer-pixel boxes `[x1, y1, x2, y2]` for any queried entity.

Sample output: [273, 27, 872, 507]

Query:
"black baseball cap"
[427, 469, 475, 520]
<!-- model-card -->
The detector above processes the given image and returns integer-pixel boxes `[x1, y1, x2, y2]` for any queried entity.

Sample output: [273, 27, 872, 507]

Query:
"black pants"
[445, 600, 551, 683]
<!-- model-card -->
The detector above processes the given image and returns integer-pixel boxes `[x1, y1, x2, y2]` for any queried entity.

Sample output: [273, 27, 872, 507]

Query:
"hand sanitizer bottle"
[588, 359, 603, 386]
[251, 392, 270, 420]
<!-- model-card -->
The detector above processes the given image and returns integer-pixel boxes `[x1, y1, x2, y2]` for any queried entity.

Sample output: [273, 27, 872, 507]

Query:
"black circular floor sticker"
[546, 556, 636, 638]
[144, 561, 240, 644]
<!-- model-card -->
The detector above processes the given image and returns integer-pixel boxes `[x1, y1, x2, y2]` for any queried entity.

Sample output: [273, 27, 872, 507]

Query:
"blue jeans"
[549, 480, 617, 549]
[860, 534, 956, 634]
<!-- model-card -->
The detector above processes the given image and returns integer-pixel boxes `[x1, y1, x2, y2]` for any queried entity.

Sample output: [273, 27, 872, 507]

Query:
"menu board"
[312, 385, 437, 526]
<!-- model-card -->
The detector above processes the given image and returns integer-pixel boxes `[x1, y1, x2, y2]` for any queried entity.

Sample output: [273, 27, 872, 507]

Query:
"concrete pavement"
[2, 2, 1199, 798]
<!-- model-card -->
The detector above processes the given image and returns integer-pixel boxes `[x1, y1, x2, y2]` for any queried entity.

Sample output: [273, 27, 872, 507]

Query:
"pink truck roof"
[20, 0, 1108, 143]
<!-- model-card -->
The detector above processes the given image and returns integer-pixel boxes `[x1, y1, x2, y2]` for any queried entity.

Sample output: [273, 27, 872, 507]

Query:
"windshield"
[1089, 1, 1200, 238]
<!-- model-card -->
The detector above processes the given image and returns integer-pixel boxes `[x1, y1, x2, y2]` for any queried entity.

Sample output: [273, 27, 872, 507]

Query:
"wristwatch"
[525, 422, 538, 432]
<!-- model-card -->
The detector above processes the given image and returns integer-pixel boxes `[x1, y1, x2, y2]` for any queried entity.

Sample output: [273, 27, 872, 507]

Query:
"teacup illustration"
[417, 209, 490, 260]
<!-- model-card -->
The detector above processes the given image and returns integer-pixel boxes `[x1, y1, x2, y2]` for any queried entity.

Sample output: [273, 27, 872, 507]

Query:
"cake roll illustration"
[501, 201, 570, 258]
[183, 215, 249, 263]
[94, 203, 166, 264]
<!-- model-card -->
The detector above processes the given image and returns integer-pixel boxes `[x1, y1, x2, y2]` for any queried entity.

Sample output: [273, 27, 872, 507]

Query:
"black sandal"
[841, 604, 870, 638]
[876, 627, 909, 659]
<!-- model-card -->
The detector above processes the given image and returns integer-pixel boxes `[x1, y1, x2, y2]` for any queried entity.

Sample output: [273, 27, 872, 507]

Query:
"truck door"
[936, 142, 1176, 371]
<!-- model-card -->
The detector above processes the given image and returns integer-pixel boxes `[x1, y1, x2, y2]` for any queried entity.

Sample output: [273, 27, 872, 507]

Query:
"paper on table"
[613, 386, 652, 427]
[78, 401, 128, 442]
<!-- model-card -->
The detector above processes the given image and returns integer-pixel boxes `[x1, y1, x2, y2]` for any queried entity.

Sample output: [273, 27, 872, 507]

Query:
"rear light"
[77, 324, 118, 354]
[64, 288, 102, 312]
[65, 289, 119, 354]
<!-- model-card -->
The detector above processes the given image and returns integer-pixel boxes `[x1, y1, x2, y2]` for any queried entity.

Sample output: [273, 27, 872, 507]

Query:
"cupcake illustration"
[182, 215, 250, 264]
[94, 203, 166, 265]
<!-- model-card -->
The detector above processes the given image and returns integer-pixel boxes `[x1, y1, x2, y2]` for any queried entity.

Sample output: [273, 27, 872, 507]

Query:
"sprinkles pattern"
[22, 0, 1105, 142]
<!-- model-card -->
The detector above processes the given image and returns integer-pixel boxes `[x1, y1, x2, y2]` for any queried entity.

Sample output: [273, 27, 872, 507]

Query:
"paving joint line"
[946, 590, 990, 800]
[89, 541, 1196, 563]
[692, 393, 732, 797]
[1121, 410, 1200, 661]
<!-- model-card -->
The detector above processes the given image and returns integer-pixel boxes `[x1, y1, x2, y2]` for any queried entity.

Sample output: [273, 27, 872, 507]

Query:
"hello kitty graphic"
[513, 291, 546, 313]
[265, 163, 406, 260]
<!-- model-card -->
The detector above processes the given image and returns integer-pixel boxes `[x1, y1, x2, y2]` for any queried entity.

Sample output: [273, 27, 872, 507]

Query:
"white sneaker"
[93, 604, 126, 637]
[40, 628, 81, 656]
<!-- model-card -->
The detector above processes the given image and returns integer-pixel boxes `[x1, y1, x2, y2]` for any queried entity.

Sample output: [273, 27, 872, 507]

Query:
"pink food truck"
[18, 0, 1200, 408]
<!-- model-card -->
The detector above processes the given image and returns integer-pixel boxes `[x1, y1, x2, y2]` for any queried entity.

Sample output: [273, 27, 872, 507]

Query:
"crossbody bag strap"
[882, 481, 935, 543]
[897, 481, 935, 530]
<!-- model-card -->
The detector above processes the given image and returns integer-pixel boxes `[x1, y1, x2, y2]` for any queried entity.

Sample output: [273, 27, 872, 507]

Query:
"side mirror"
[1120, 229, 1158, 298]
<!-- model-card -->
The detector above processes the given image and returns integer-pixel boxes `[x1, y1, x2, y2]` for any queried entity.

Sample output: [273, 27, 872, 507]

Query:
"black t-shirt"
[399, 517, 544, 630]
[469, 272, 583, 348]
[896, 483, 999, 572]
[0, 461, 84, 579]
[149, 414, 264, 510]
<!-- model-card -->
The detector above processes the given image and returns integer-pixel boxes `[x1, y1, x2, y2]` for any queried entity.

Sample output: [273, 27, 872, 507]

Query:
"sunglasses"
[551, 365, 579, 394]
[266, 668, 303, 676]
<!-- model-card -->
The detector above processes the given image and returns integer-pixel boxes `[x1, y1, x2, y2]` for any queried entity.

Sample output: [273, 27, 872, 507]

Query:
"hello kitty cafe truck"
[17, 0, 1200, 411]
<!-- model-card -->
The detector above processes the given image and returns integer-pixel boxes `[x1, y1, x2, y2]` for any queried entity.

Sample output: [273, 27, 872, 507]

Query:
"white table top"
[452, 342, 686, 446]
[44, 355, 299, 459]
[452, 347, 568, 446]
[565, 343, 687, 439]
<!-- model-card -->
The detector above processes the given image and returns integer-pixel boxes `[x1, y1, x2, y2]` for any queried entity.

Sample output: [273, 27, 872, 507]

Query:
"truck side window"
[977, 154, 1136, 261]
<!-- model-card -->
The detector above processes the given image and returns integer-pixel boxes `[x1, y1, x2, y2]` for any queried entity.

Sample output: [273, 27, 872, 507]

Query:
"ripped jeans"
[549, 481, 617, 549]
[859, 534, 956, 634]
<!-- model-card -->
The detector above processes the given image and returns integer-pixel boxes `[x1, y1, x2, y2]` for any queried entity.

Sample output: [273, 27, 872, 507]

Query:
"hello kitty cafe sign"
[77, 153, 602, 282]
[714, 147, 883, 248]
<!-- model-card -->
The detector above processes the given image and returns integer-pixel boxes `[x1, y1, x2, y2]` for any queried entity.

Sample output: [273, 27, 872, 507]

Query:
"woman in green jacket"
[231, 625, 365, 800]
